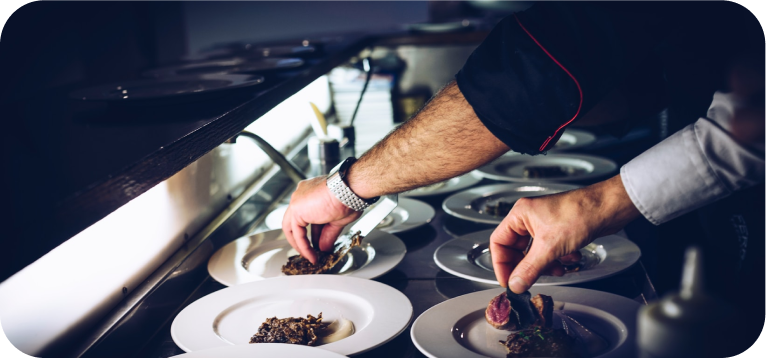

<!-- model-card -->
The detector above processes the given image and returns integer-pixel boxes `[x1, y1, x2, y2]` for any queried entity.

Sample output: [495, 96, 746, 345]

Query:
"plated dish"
[171, 275, 413, 356]
[411, 286, 639, 358]
[442, 183, 582, 224]
[475, 154, 617, 183]
[169, 343, 348, 358]
[69, 73, 264, 102]
[265, 198, 435, 234]
[401, 172, 483, 198]
[143, 57, 304, 78]
[549, 128, 598, 152]
[434, 229, 641, 286]
[208, 229, 406, 286]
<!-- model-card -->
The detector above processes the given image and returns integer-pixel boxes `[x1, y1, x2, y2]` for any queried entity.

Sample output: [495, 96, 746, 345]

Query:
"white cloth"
[621, 92, 765, 225]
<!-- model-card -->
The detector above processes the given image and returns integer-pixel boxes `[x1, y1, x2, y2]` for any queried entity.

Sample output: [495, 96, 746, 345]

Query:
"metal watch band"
[326, 170, 372, 211]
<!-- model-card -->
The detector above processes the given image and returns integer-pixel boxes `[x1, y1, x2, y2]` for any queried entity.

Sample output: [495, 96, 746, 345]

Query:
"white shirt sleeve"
[620, 92, 765, 225]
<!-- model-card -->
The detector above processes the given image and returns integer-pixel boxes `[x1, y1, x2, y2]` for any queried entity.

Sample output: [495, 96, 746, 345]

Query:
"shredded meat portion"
[282, 250, 342, 275]
[281, 233, 363, 275]
[500, 326, 579, 358]
[249, 313, 328, 346]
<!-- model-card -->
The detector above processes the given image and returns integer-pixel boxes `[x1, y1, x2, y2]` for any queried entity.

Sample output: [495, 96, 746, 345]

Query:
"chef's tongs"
[332, 194, 398, 256]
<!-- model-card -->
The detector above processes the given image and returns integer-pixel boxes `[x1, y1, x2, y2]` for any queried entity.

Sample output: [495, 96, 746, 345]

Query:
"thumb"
[507, 243, 555, 294]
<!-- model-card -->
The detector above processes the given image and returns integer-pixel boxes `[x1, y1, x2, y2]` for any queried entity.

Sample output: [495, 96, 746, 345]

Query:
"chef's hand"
[282, 176, 361, 264]
[491, 174, 641, 293]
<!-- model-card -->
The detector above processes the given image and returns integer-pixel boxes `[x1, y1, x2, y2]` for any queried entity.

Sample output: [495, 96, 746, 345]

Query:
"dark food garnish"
[249, 313, 328, 346]
[523, 165, 582, 178]
[500, 326, 579, 358]
[281, 233, 363, 275]
[485, 201, 515, 217]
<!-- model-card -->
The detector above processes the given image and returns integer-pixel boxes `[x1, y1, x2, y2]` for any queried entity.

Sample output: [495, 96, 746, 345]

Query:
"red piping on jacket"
[514, 14, 583, 152]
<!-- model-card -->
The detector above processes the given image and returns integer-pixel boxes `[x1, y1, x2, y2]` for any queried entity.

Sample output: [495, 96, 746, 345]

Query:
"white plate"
[169, 343, 348, 358]
[208, 229, 406, 286]
[442, 183, 582, 224]
[434, 229, 641, 286]
[401, 173, 483, 197]
[475, 154, 617, 183]
[265, 198, 435, 234]
[549, 128, 598, 152]
[411, 286, 639, 358]
[171, 275, 412, 356]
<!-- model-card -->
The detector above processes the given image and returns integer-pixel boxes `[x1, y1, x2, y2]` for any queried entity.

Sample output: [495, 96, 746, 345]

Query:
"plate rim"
[475, 154, 617, 183]
[442, 183, 583, 224]
[410, 286, 640, 358]
[433, 229, 642, 286]
[171, 275, 413, 356]
[265, 198, 434, 234]
[169, 343, 349, 358]
[401, 173, 483, 198]
[380, 197, 435, 234]
[207, 229, 407, 286]
[548, 128, 597, 152]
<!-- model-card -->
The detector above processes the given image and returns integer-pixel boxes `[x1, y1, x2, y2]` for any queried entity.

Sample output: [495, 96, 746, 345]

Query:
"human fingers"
[542, 260, 565, 277]
[490, 244, 526, 288]
[490, 221, 530, 287]
[291, 220, 316, 264]
[282, 207, 297, 252]
[310, 224, 324, 250]
[319, 220, 359, 252]
[507, 242, 557, 293]
[558, 251, 582, 265]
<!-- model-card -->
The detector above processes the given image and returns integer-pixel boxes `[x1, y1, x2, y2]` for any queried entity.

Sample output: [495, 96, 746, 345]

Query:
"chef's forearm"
[346, 81, 509, 199]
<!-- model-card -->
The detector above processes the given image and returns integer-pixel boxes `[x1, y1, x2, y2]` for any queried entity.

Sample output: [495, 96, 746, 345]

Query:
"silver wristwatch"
[326, 157, 379, 211]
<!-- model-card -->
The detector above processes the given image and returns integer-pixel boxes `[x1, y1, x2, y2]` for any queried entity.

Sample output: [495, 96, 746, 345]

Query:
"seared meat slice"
[485, 291, 518, 330]
[500, 326, 579, 358]
[249, 313, 328, 346]
[530, 294, 554, 328]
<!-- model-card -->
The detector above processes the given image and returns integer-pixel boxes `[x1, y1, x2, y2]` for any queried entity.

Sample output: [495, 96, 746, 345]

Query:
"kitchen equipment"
[333, 194, 398, 257]
[637, 246, 732, 357]
[70, 74, 265, 102]
[307, 137, 341, 176]
[143, 58, 304, 78]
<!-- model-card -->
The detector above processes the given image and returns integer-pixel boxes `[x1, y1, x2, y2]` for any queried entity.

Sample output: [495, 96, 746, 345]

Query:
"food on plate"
[281, 233, 363, 275]
[485, 291, 554, 330]
[487, 291, 581, 357]
[485, 291, 516, 330]
[249, 313, 355, 346]
[530, 293, 553, 328]
[500, 326, 579, 358]
[522, 165, 583, 178]
[484, 200, 515, 217]
[249, 313, 328, 346]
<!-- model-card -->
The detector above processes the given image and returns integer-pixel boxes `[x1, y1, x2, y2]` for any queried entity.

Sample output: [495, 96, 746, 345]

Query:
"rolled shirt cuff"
[621, 117, 764, 225]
